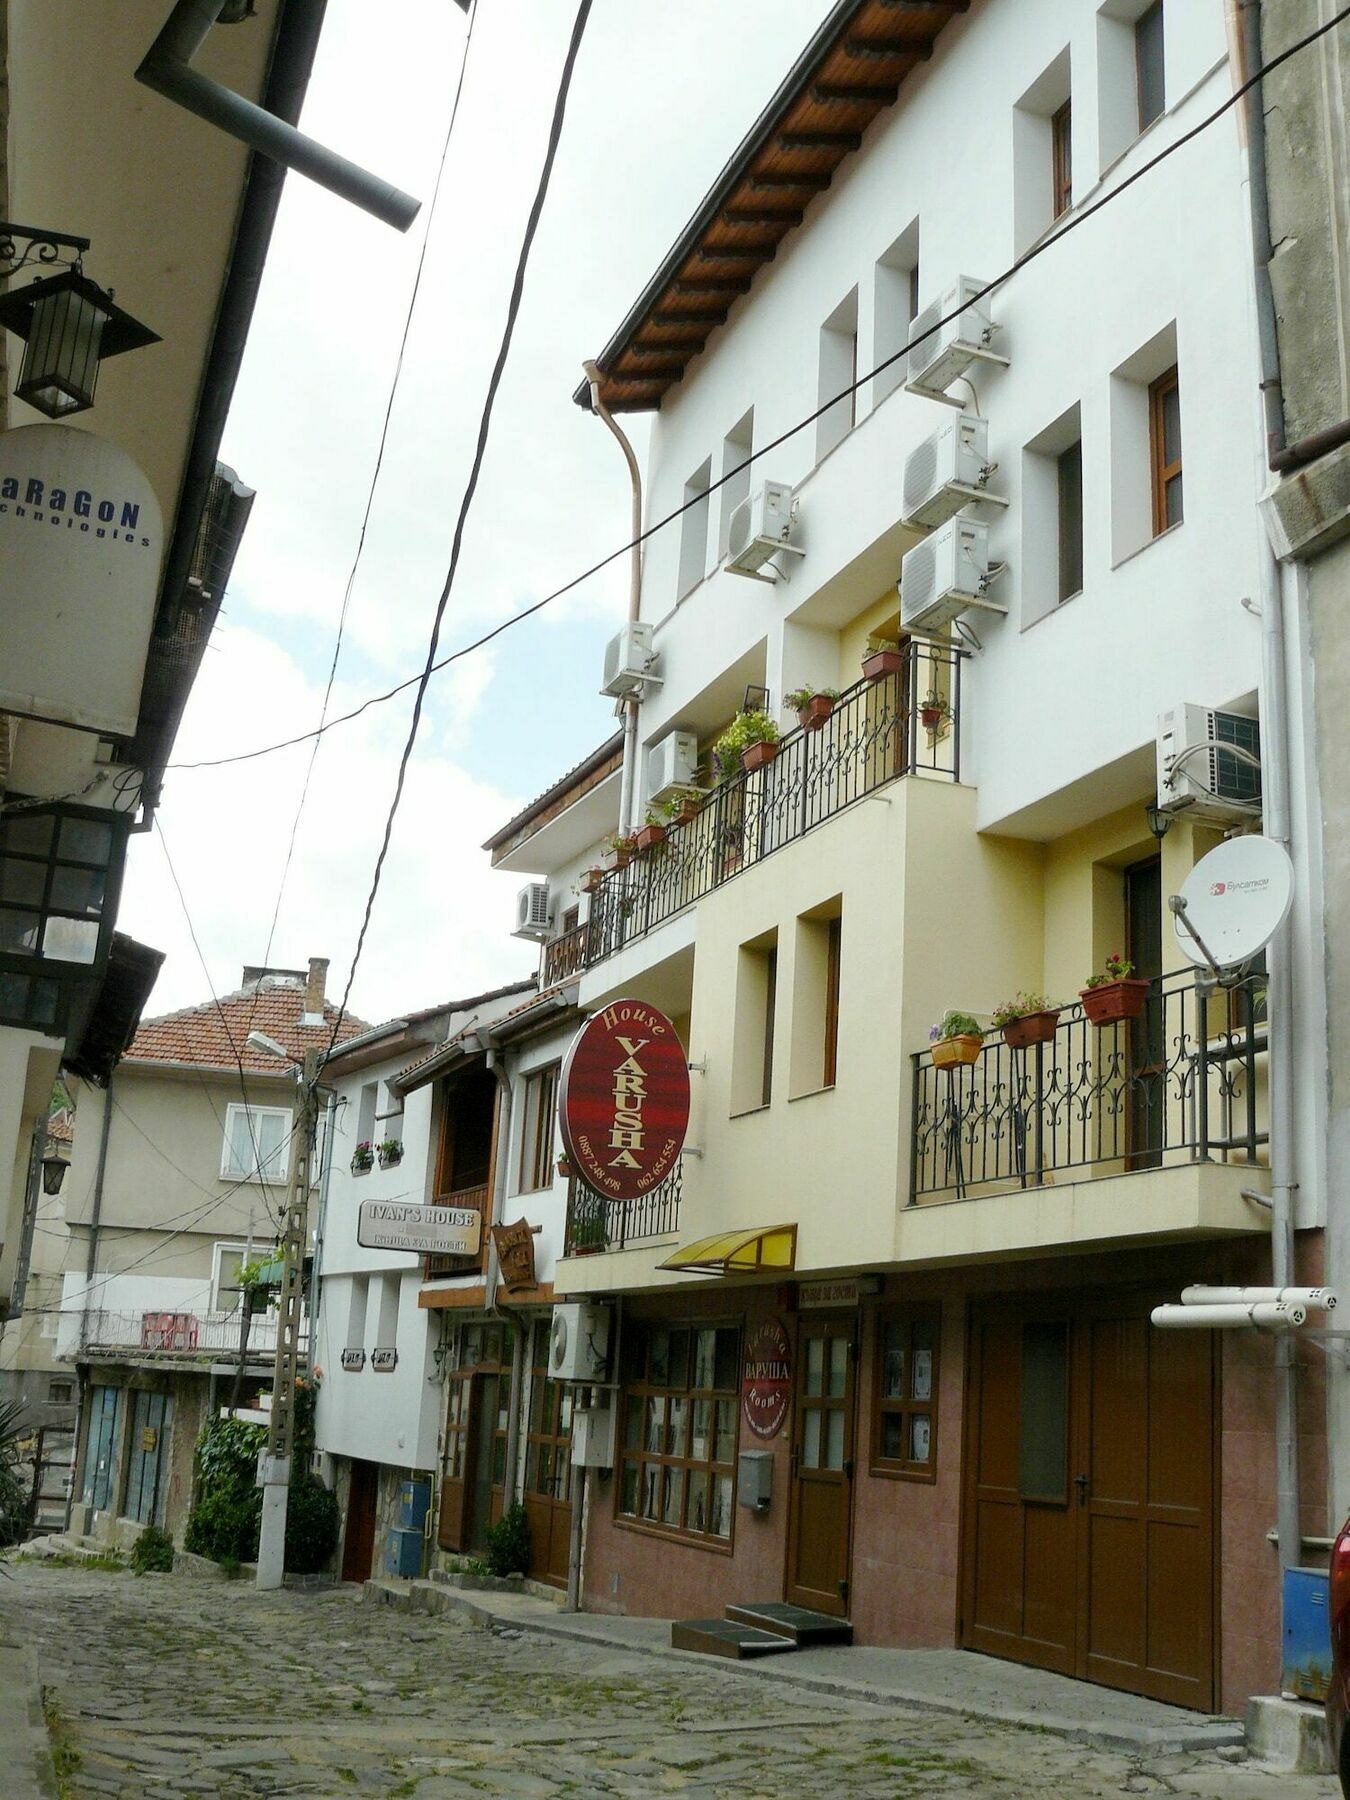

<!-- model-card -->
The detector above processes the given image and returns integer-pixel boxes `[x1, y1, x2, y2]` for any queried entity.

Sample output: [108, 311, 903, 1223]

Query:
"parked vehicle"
[1328, 1520, 1350, 1792]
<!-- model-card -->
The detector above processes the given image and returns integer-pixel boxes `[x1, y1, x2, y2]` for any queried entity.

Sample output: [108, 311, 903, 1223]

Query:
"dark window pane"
[1057, 439, 1084, 601]
[0, 860, 45, 906]
[880, 1412, 906, 1459]
[0, 972, 30, 1021]
[649, 1328, 670, 1386]
[667, 1328, 690, 1389]
[1161, 383, 1182, 465]
[30, 978, 58, 1026]
[1165, 471, 1183, 528]
[620, 1463, 638, 1515]
[1136, 1, 1165, 129]
[57, 817, 113, 864]
[882, 1324, 906, 1400]
[50, 864, 105, 914]
[713, 1327, 739, 1392]
[1, 814, 53, 855]
[0, 908, 40, 954]
[1019, 1320, 1069, 1501]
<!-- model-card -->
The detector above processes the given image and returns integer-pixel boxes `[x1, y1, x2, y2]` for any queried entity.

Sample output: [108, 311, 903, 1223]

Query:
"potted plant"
[665, 789, 701, 827]
[556, 1152, 575, 1180]
[580, 865, 605, 894]
[1080, 953, 1152, 1026]
[377, 1137, 403, 1169]
[990, 991, 1062, 1050]
[862, 636, 904, 683]
[929, 1010, 984, 1069]
[785, 685, 840, 733]
[712, 710, 781, 778]
[919, 690, 951, 732]
[569, 1207, 607, 1256]
[603, 830, 639, 870]
[634, 809, 668, 854]
[351, 1141, 374, 1176]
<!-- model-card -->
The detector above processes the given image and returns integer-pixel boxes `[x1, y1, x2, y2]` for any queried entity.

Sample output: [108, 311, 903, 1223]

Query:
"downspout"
[483, 1045, 525, 1510]
[67, 1075, 115, 1528]
[583, 361, 643, 835]
[1233, 0, 1302, 1571]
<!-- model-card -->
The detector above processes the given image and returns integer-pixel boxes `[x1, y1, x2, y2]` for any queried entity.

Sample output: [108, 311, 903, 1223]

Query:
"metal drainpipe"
[309, 1088, 338, 1338]
[483, 1046, 525, 1508]
[79, 1075, 116, 1355]
[1234, 0, 1303, 1573]
[584, 360, 644, 834]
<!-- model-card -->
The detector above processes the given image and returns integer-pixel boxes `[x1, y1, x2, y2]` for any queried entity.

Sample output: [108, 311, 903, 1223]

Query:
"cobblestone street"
[3, 1562, 1337, 1799]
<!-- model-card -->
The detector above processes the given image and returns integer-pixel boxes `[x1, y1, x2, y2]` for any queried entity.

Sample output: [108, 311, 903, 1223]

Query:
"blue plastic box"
[1283, 1567, 1331, 1702]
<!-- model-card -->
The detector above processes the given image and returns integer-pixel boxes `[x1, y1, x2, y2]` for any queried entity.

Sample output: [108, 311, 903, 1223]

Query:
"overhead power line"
[166, 4, 1350, 778]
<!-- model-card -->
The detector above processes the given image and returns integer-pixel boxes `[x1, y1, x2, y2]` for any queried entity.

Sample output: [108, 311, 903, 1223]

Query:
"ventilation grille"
[903, 437, 940, 517]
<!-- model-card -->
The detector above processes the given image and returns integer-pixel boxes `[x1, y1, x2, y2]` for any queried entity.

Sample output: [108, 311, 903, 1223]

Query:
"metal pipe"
[1235, 0, 1287, 463]
[483, 1046, 525, 1504]
[1153, 1301, 1307, 1331]
[80, 1076, 116, 1355]
[583, 359, 643, 834]
[1271, 416, 1350, 474]
[136, 0, 420, 233]
[1181, 1286, 1338, 1311]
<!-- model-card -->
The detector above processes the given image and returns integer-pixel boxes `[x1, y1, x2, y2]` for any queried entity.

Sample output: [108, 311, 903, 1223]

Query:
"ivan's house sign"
[357, 1201, 481, 1258]
[559, 1001, 690, 1202]
[0, 423, 162, 738]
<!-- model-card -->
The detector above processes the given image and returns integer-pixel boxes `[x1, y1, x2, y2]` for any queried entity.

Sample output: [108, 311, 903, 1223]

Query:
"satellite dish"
[1172, 836, 1294, 972]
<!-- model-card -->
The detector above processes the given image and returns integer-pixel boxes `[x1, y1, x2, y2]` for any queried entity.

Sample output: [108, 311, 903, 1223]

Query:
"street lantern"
[0, 270, 159, 419]
[40, 1149, 68, 1195]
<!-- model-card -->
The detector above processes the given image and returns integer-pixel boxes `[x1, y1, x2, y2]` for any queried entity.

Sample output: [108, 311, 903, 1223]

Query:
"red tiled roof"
[127, 976, 369, 1073]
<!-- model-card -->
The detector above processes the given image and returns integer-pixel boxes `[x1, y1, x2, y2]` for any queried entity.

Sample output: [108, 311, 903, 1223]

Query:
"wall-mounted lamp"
[0, 238, 159, 419]
[741, 684, 770, 714]
[41, 1148, 68, 1195]
[1145, 801, 1174, 843]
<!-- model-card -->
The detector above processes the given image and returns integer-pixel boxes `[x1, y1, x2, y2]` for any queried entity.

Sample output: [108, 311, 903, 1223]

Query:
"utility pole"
[256, 1047, 321, 1590]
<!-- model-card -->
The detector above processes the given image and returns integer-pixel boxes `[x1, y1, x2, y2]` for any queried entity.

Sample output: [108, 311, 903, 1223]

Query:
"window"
[618, 1321, 740, 1543]
[48, 1379, 73, 1404]
[212, 1242, 251, 1310]
[1019, 1320, 1069, 1501]
[677, 458, 712, 599]
[731, 932, 778, 1114]
[0, 804, 122, 1026]
[717, 408, 754, 557]
[220, 1104, 291, 1183]
[761, 947, 777, 1108]
[872, 1307, 939, 1480]
[816, 289, 859, 461]
[1057, 438, 1084, 600]
[790, 906, 842, 1098]
[1135, 1, 1165, 131]
[1148, 364, 1182, 534]
[517, 1063, 558, 1193]
[1051, 99, 1073, 218]
[356, 1081, 377, 1145]
[873, 222, 919, 405]
[823, 917, 842, 1089]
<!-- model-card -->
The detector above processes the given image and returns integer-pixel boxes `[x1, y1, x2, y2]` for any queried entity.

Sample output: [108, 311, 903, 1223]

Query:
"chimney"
[303, 956, 329, 1026]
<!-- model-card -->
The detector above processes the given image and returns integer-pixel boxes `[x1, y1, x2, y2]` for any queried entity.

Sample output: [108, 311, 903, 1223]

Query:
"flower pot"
[556, 1155, 575, 1180]
[862, 648, 904, 683]
[674, 796, 701, 826]
[1080, 978, 1152, 1026]
[741, 740, 779, 775]
[1000, 1009, 1061, 1050]
[634, 823, 667, 853]
[931, 1033, 983, 1070]
[920, 706, 946, 732]
[604, 846, 632, 871]
[377, 1148, 403, 1169]
[797, 695, 836, 732]
[580, 867, 604, 894]
[351, 1157, 373, 1177]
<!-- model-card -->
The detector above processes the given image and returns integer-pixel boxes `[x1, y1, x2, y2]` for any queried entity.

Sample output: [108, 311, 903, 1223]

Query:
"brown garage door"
[961, 1293, 1215, 1711]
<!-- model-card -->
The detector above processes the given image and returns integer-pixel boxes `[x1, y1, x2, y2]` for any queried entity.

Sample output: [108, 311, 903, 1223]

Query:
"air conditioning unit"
[602, 621, 659, 699]
[1156, 705, 1262, 822]
[902, 415, 1005, 529]
[511, 883, 552, 942]
[647, 729, 699, 803]
[724, 480, 801, 579]
[905, 276, 1003, 400]
[899, 516, 1003, 633]
[548, 1302, 612, 1383]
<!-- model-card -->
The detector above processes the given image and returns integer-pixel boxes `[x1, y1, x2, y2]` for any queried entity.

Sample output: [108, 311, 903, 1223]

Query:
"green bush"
[484, 1503, 531, 1579]
[0, 1399, 31, 1549]
[130, 1524, 175, 1574]
[184, 1415, 265, 1564]
[285, 1479, 339, 1574]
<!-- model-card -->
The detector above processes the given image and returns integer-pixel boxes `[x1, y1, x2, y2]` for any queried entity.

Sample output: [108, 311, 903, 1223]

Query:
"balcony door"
[1124, 856, 1164, 1169]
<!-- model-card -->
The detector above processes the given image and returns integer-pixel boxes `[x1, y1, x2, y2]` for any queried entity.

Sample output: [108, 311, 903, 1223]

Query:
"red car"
[1329, 1522, 1350, 1792]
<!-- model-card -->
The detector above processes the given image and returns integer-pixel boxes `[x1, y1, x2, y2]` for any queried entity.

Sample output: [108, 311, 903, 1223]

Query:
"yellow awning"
[658, 1224, 797, 1276]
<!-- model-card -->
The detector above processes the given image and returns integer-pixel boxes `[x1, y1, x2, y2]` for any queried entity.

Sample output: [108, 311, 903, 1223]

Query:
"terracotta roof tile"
[127, 977, 369, 1073]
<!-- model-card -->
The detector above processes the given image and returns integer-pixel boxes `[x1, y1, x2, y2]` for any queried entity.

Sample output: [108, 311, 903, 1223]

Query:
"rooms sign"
[559, 1000, 690, 1202]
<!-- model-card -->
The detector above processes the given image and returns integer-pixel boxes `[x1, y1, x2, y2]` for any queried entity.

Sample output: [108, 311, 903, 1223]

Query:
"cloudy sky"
[118, 0, 827, 1027]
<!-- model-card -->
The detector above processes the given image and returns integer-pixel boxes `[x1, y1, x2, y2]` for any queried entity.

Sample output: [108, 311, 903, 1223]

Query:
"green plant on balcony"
[1080, 952, 1152, 1026]
[661, 789, 702, 826]
[604, 830, 639, 869]
[712, 710, 780, 780]
[918, 690, 952, 731]
[862, 636, 905, 682]
[376, 1137, 403, 1168]
[990, 990, 1063, 1049]
[350, 1141, 374, 1175]
[569, 1205, 608, 1256]
[785, 685, 840, 732]
[929, 1010, 984, 1070]
[634, 809, 668, 853]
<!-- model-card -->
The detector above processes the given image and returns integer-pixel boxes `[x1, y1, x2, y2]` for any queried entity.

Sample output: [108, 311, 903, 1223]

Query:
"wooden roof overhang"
[575, 0, 968, 415]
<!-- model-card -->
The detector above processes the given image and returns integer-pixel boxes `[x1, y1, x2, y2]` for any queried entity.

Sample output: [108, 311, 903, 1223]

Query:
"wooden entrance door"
[961, 1294, 1215, 1710]
[342, 1457, 379, 1583]
[437, 1371, 506, 1553]
[522, 1339, 574, 1587]
[123, 1390, 172, 1526]
[786, 1315, 856, 1617]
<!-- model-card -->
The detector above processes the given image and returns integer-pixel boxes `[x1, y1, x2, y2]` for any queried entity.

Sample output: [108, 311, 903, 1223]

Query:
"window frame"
[616, 1319, 742, 1550]
[870, 1304, 940, 1483]
[822, 916, 842, 1089]
[761, 946, 778, 1108]
[1135, 0, 1165, 133]
[1056, 436, 1084, 601]
[220, 1102, 293, 1185]
[1148, 363, 1182, 537]
[1051, 97, 1072, 219]
[516, 1062, 559, 1194]
[0, 800, 127, 1028]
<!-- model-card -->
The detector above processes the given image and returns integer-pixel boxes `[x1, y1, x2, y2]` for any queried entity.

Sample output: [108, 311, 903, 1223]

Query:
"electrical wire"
[165, 4, 1350, 778]
[324, 0, 594, 1057]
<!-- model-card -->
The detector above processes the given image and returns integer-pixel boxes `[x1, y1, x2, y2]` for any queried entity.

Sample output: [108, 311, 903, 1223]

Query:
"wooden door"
[342, 1458, 379, 1583]
[522, 1344, 574, 1586]
[438, 1371, 506, 1554]
[123, 1391, 172, 1526]
[961, 1295, 1216, 1711]
[786, 1315, 856, 1617]
[83, 1384, 123, 1511]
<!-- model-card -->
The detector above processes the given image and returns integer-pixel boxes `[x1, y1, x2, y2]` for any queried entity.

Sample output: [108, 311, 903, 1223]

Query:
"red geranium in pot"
[1080, 953, 1152, 1025]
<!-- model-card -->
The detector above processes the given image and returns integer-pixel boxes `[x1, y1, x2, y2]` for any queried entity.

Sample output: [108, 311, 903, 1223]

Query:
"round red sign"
[558, 1000, 690, 1202]
[741, 1318, 791, 1439]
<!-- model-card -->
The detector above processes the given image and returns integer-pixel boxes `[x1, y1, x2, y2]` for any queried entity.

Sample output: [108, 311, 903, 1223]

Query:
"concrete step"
[671, 1618, 799, 1660]
[724, 1601, 853, 1647]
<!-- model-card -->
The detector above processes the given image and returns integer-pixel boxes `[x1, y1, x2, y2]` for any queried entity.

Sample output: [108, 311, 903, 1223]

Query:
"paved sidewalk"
[0, 1617, 57, 1798]
[367, 1576, 1244, 1757]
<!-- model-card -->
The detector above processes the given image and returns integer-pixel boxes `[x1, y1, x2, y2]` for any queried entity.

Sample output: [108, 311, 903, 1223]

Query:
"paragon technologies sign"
[0, 422, 162, 738]
[558, 1000, 690, 1202]
[357, 1201, 481, 1258]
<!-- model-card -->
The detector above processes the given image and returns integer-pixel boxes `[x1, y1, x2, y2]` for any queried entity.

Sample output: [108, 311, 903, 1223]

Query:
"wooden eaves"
[574, 0, 968, 415]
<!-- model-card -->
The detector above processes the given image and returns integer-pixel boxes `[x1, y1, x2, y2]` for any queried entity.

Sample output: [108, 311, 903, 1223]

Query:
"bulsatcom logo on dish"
[1210, 878, 1269, 898]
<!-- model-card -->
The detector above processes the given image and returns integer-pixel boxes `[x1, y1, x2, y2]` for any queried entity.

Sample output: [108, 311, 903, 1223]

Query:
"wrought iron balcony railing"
[910, 971, 1267, 1201]
[424, 1182, 489, 1278]
[563, 1160, 683, 1257]
[542, 920, 588, 987]
[583, 639, 961, 969]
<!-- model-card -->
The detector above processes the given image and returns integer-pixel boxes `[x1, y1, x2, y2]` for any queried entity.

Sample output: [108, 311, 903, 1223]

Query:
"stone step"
[670, 1618, 799, 1660]
[724, 1601, 853, 1646]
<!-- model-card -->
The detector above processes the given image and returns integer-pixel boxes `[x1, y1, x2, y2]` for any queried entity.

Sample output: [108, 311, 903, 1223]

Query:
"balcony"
[67, 1307, 307, 1363]
[910, 971, 1267, 1202]
[584, 639, 962, 969]
[563, 1160, 683, 1257]
[424, 1182, 489, 1278]
[542, 921, 588, 987]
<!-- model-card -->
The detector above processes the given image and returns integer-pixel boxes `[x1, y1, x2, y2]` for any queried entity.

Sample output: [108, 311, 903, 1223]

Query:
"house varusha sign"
[742, 1318, 791, 1439]
[357, 1201, 481, 1257]
[0, 422, 163, 738]
[559, 1000, 690, 1202]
